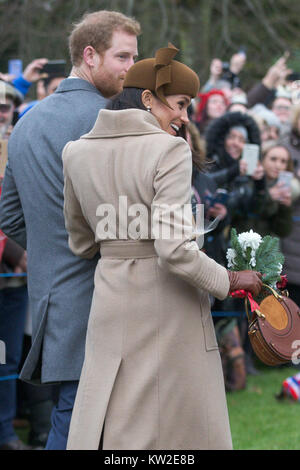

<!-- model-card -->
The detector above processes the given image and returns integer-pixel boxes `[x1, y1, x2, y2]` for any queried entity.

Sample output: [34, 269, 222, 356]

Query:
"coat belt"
[100, 240, 157, 259]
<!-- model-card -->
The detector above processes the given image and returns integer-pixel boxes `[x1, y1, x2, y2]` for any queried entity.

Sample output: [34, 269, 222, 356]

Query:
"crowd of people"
[188, 50, 300, 389]
[0, 9, 299, 451]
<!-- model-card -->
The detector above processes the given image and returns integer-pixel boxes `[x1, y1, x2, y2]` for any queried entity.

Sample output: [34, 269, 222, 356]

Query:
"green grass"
[16, 365, 300, 450]
[226, 365, 300, 450]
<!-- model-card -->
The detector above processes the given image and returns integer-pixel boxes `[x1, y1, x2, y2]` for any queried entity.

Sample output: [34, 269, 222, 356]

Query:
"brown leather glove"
[227, 270, 263, 298]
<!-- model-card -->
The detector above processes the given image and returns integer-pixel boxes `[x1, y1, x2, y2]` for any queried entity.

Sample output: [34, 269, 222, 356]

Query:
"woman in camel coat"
[63, 45, 262, 450]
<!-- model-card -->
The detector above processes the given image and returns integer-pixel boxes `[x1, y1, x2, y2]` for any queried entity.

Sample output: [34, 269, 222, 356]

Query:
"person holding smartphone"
[250, 140, 294, 238]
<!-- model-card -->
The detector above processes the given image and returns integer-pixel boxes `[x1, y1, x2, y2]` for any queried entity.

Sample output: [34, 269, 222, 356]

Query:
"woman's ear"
[141, 89, 154, 109]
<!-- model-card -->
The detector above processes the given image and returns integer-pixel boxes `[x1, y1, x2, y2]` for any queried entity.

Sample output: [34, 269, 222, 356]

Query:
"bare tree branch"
[157, 0, 169, 46]
[244, 0, 287, 50]
[221, 0, 235, 48]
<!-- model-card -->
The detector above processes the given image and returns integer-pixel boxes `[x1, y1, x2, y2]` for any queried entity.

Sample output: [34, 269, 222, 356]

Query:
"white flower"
[237, 229, 262, 267]
[277, 263, 283, 275]
[237, 229, 262, 253]
[226, 248, 237, 268]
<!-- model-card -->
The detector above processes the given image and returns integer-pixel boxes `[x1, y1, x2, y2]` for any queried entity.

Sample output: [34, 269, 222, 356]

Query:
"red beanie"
[195, 89, 228, 123]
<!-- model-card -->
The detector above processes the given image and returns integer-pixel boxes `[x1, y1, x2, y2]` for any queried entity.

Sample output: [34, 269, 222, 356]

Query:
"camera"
[40, 60, 66, 76]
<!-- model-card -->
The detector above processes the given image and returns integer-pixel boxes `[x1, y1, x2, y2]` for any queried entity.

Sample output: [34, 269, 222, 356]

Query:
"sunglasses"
[0, 104, 13, 113]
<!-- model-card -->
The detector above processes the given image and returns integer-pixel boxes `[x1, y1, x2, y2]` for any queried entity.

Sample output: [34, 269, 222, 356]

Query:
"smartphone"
[278, 171, 293, 188]
[8, 59, 23, 77]
[0, 140, 8, 177]
[40, 60, 66, 76]
[238, 47, 247, 59]
[241, 144, 260, 176]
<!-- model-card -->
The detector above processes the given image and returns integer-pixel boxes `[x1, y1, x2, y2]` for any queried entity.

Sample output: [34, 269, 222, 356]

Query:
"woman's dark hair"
[106, 87, 147, 111]
[108, 87, 206, 172]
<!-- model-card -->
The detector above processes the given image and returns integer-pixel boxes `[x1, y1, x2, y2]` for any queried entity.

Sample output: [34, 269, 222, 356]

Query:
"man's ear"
[83, 46, 98, 68]
[141, 89, 154, 109]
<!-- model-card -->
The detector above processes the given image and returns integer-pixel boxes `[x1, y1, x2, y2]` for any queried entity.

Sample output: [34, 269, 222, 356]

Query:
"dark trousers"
[45, 380, 78, 450]
[0, 286, 28, 446]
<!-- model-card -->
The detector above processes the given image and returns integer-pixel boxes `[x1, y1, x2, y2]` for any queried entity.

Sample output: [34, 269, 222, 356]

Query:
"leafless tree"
[1, 0, 300, 91]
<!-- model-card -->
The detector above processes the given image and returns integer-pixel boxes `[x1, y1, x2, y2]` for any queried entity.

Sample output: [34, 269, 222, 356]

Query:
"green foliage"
[255, 235, 285, 285]
[230, 228, 248, 271]
[228, 228, 285, 288]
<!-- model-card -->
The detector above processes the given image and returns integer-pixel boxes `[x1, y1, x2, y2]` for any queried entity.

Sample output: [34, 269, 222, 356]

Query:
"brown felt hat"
[123, 43, 200, 108]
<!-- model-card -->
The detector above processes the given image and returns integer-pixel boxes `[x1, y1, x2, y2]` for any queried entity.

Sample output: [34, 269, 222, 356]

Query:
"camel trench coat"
[63, 109, 232, 450]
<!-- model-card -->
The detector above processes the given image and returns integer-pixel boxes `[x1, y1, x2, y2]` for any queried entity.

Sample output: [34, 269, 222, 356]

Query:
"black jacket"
[192, 167, 230, 266]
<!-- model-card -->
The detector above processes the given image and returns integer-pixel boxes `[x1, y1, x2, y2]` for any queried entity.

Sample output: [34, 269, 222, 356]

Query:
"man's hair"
[69, 10, 141, 66]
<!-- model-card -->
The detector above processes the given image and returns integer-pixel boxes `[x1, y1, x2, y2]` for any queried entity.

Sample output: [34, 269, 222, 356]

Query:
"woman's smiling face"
[224, 129, 246, 160]
[262, 146, 290, 180]
[142, 91, 191, 136]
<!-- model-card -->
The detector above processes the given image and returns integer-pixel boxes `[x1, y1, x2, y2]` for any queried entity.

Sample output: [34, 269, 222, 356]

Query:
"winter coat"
[0, 180, 25, 289]
[64, 109, 232, 450]
[192, 167, 230, 266]
[232, 179, 293, 238]
[0, 78, 108, 383]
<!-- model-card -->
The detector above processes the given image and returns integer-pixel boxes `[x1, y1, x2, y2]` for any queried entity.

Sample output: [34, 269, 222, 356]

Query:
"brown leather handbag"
[246, 284, 300, 366]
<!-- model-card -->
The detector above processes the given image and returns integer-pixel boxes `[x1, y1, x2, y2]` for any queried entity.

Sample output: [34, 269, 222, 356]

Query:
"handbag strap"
[261, 283, 283, 300]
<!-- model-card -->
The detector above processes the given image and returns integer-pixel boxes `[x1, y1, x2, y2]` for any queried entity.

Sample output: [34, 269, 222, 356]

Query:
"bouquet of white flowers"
[226, 229, 300, 368]
[226, 228, 285, 291]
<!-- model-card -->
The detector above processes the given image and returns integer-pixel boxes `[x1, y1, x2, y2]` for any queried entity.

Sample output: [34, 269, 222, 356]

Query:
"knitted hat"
[250, 104, 281, 129]
[0, 80, 24, 107]
[228, 125, 248, 142]
[282, 372, 300, 401]
[123, 43, 200, 108]
[230, 93, 248, 107]
[275, 85, 292, 100]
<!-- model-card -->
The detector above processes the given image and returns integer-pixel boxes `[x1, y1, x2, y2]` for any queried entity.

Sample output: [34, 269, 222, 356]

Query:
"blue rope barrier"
[0, 273, 27, 277]
[212, 311, 244, 317]
[0, 374, 19, 382]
